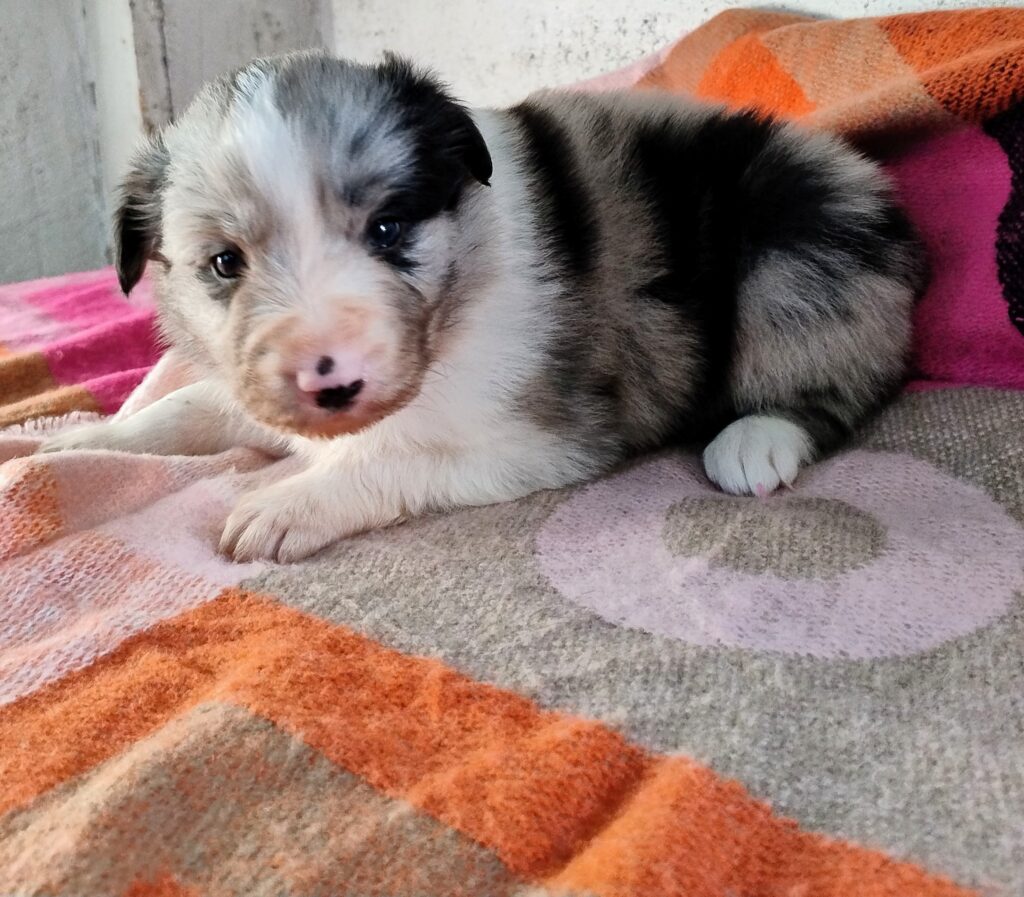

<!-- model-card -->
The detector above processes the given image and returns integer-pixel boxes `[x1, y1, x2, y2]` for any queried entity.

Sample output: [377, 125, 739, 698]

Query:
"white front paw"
[703, 415, 813, 496]
[38, 422, 131, 455]
[219, 472, 386, 563]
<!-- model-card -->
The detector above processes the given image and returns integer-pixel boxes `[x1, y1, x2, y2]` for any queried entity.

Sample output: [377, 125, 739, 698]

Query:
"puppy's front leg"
[38, 380, 287, 457]
[220, 438, 573, 562]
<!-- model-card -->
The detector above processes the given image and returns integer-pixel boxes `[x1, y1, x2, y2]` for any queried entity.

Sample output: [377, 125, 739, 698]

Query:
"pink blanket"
[0, 269, 160, 425]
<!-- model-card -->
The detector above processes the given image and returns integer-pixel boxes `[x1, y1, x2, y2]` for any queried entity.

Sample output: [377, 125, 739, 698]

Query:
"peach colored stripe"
[639, 9, 811, 96]
[0, 449, 267, 706]
[0, 458, 62, 563]
[0, 702, 521, 896]
[0, 591, 976, 897]
[880, 9, 1024, 122]
[0, 383, 101, 429]
[695, 34, 815, 119]
[762, 16, 959, 140]
[0, 350, 59, 405]
[879, 9, 1024, 74]
[805, 78, 962, 147]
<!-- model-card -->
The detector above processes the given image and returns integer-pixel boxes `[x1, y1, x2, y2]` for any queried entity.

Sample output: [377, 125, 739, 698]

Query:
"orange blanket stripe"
[0, 589, 975, 897]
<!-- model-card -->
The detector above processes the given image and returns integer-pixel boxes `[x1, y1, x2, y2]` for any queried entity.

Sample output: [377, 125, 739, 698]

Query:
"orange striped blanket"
[2, 8, 1023, 896]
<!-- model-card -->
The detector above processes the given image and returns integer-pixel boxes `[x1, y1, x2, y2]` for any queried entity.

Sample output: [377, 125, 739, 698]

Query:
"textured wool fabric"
[0, 703, 522, 896]
[0, 590, 992, 897]
[2, 8, 1024, 896]
[641, 6, 1024, 393]
[0, 268, 159, 426]
[248, 389, 1024, 893]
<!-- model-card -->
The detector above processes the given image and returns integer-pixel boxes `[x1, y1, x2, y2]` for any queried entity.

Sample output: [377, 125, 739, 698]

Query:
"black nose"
[315, 379, 364, 410]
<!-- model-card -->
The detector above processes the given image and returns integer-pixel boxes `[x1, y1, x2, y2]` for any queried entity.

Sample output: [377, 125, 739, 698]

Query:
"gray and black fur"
[111, 51, 926, 506]
[502, 90, 925, 465]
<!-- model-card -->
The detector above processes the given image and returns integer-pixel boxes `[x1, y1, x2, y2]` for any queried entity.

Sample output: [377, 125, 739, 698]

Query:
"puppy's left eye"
[211, 249, 245, 279]
[366, 218, 403, 250]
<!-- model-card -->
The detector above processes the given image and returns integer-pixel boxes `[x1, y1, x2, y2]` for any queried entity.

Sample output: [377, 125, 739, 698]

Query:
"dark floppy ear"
[445, 106, 492, 187]
[113, 134, 170, 295]
[380, 52, 493, 188]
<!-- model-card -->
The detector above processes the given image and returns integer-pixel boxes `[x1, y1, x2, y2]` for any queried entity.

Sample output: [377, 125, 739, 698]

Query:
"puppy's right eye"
[211, 249, 245, 279]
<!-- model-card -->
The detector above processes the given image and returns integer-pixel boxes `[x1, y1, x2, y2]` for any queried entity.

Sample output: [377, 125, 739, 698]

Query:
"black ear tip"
[112, 133, 169, 299]
[117, 271, 135, 295]
[114, 217, 147, 295]
[116, 261, 144, 296]
[471, 165, 492, 188]
[465, 136, 492, 187]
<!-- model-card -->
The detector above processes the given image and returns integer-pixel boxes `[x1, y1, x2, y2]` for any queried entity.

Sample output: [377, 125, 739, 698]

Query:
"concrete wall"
[83, 0, 143, 224]
[332, 0, 1024, 106]
[131, 0, 334, 131]
[0, 0, 333, 283]
[0, 1, 106, 282]
[3, 0, 1023, 281]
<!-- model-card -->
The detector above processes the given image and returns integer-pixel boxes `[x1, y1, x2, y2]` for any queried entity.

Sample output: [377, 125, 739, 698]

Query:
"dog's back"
[486, 89, 925, 488]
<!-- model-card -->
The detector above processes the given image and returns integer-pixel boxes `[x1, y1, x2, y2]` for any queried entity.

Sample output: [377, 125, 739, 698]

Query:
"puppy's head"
[116, 52, 491, 436]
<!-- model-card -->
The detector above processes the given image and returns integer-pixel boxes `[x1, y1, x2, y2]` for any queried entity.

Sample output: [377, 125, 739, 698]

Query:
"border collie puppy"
[42, 52, 925, 562]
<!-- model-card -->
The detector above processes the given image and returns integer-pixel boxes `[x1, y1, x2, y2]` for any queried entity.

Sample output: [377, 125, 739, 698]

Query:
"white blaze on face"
[229, 75, 396, 305]
[224, 75, 413, 414]
[229, 77, 320, 281]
